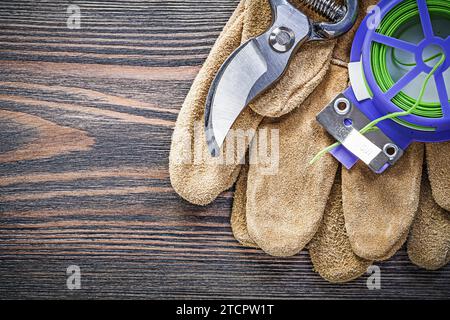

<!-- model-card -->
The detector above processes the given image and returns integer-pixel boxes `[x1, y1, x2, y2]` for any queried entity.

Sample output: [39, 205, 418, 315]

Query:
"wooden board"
[0, 0, 448, 299]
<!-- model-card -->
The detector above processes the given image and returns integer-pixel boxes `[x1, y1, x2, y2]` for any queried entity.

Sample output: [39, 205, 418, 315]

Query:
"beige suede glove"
[169, 0, 450, 283]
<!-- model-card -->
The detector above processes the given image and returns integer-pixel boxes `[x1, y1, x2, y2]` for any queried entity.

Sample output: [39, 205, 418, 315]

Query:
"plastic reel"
[317, 0, 450, 173]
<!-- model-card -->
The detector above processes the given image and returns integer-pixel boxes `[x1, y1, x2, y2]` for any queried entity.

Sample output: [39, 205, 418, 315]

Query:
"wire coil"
[371, 0, 449, 125]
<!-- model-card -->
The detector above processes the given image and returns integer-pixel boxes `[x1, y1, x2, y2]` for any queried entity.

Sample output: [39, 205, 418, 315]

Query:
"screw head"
[383, 143, 399, 160]
[333, 97, 351, 115]
[269, 27, 295, 52]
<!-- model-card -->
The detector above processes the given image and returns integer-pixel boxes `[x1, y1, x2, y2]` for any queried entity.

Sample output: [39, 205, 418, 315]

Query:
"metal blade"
[205, 39, 269, 157]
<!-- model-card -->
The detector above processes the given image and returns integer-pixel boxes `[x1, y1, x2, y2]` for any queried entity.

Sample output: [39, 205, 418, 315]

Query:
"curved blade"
[205, 38, 269, 157]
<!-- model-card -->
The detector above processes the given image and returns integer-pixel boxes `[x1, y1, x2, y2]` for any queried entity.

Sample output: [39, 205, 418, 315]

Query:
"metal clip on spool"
[204, 0, 358, 157]
[317, 94, 404, 173]
[317, 0, 450, 173]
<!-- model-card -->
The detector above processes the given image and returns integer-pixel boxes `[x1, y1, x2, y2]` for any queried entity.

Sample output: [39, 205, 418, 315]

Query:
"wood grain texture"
[0, 0, 449, 300]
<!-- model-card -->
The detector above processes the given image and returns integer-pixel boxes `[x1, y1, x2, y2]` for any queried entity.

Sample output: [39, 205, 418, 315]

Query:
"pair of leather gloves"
[169, 0, 450, 283]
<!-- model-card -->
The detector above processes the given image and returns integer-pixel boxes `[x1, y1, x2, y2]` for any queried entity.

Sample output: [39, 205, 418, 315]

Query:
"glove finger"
[231, 164, 258, 247]
[251, 41, 335, 118]
[408, 172, 450, 270]
[376, 229, 409, 261]
[245, 64, 347, 257]
[309, 175, 373, 283]
[169, 1, 263, 205]
[342, 143, 424, 260]
[426, 142, 450, 211]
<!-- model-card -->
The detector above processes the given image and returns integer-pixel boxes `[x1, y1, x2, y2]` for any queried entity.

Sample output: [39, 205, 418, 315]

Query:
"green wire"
[310, 0, 449, 165]
[360, 53, 446, 134]
[372, 0, 450, 119]
[310, 128, 379, 165]
[392, 51, 443, 67]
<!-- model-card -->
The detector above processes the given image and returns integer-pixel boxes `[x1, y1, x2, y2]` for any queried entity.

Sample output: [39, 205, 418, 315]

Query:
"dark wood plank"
[0, 0, 449, 299]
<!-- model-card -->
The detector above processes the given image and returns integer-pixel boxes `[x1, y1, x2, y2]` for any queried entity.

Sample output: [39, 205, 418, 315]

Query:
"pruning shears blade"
[205, 39, 269, 157]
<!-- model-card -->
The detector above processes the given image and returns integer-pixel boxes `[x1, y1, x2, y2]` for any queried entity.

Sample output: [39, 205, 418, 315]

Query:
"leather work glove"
[169, 0, 450, 283]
